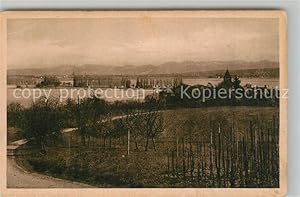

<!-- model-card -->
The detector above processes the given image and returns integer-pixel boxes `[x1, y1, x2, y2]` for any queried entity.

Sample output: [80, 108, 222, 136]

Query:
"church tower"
[223, 69, 232, 83]
[217, 68, 234, 89]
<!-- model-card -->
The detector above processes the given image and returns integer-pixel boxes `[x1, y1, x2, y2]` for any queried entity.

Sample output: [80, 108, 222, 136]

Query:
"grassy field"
[16, 106, 279, 188]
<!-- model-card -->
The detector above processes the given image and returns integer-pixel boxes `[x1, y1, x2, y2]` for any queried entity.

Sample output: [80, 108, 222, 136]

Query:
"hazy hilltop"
[7, 60, 279, 76]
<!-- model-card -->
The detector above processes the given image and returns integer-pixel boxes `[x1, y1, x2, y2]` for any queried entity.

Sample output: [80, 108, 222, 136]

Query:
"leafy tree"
[21, 98, 63, 154]
[141, 97, 164, 151]
[70, 96, 108, 147]
[123, 109, 144, 150]
[233, 75, 241, 89]
[36, 76, 61, 87]
[7, 102, 25, 128]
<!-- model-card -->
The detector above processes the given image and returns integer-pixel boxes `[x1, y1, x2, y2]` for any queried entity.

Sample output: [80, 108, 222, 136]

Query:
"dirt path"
[7, 158, 93, 188]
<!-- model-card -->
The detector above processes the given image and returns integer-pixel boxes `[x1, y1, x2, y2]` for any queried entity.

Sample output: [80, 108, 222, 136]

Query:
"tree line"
[161, 83, 280, 108]
[8, 96, 165, 154]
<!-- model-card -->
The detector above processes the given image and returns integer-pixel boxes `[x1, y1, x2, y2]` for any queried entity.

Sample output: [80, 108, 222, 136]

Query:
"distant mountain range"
[8, 60, 279, 76]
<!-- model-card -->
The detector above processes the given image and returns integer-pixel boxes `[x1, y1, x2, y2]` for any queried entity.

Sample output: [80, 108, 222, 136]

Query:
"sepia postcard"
[0, 11, 287, 197]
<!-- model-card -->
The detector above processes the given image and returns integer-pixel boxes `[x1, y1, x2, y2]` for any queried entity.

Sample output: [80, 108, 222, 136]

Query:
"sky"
[7, 17, 279, 69]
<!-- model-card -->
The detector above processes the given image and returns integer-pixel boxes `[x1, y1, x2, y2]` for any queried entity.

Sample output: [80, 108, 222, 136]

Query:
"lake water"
[7, 88, 157, 107]
[7, 78, 278, 107]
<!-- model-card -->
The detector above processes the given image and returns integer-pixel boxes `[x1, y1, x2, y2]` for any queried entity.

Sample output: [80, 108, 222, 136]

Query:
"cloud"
[7, 17, 279, 69]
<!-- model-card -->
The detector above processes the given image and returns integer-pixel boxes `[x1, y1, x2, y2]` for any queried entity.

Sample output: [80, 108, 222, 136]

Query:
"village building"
[136, 77, 182, 89]
[58, 76, 74, 87]
[72, 73, 132, 88]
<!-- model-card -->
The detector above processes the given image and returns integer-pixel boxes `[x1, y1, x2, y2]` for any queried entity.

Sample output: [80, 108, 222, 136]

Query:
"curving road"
[7, 158, 93, 188]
